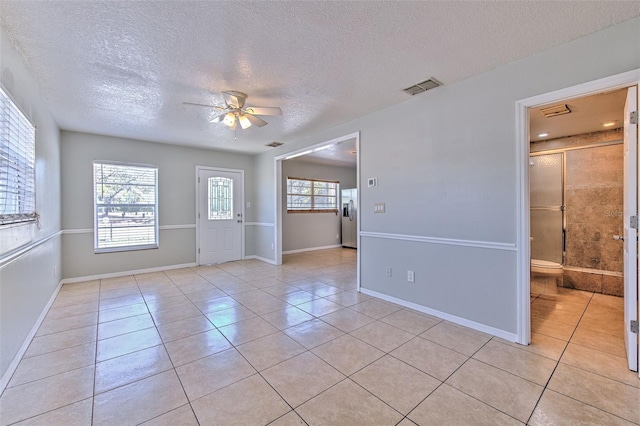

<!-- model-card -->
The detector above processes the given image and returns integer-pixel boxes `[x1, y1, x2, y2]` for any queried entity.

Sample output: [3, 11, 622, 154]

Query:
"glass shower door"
[530, 153, 563, 264]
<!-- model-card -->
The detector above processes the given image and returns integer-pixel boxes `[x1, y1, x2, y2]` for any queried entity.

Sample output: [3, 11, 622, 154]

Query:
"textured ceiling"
[1, 1, 640, 155]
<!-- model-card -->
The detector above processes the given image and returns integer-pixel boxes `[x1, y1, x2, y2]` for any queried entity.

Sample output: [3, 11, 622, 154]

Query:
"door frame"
[516, 68, 640, 346]
[195, 166, 245, 266]
[274, 131, 361, 289]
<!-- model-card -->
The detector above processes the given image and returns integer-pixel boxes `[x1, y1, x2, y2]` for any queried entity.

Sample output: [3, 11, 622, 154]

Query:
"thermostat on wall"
[367, 177, 377, 187]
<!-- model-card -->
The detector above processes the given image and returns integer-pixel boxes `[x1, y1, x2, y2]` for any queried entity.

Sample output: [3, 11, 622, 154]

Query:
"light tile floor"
[1, 249, 639, 425]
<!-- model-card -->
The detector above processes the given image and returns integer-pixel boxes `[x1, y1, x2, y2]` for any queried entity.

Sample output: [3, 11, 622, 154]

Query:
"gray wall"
[0, 24, 62, 381]
[60, 131, 255, 279]
[282, 159, 356, 252]
[253, 17, 640, 335]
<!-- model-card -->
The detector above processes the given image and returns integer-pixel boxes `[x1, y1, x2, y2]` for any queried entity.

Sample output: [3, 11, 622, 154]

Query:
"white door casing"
[623, 85, 639, 373]
[197, 168, 243, 265]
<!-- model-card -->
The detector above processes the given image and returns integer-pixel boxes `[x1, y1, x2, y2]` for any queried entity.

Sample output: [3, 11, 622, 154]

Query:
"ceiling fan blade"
[245, 114, 268, 127]
[223, 91, 246, 109]
[182, 101, 225, 110]
[244, 106, 282, 116]
[210, 113, 227, 123]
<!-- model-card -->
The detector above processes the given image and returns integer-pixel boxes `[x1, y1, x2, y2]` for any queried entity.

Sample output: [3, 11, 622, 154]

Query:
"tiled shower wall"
[531, 129, 624, 296]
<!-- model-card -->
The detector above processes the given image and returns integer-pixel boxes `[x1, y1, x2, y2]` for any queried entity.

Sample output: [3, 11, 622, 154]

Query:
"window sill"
[287, 210, 338, 214]
[94, 244, 159, 254]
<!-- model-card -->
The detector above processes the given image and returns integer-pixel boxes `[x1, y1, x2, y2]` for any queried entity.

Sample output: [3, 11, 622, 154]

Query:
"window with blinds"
[287, 177, 338, 213]
[94, 162, 158, 252]
[0, 86, 36, 226]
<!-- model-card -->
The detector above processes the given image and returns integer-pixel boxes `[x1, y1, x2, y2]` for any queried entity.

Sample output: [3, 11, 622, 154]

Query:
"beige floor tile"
[268, 410, 307, 425]
[296, 298, 344, 316]
[184, 287, 226, 303]
[531, 316, 576, 341]
[96, 327, 162, 362]
[204, 305, 256, 327]
[350, 299, 402, 319]
[51, 293, 99, 309]
[420, 322, 492, 356]
[276, 290, 319, 305]
[175, 348, 256, 401]
[97, 313, 154, 340]
[98, 302, 149, 323]
[12, 397, 93, 426]
[549, 360, 640, 423]
[156, 315, 214, 342]
[191, 374, 290, 425]
[324, 290, 370, 307]
[35, 312, 98, 337]
[283, 318, 345, 349]
[390, 337, 468, 381]
[446, 359, 544, 423]
[9, 342, 96, 388]
[145, 295, 192, 313]
[296, 379, 402, 425]
[93, 370, 188, 426]
[529, 389, 635, 426]
[149, 303, 203, 325]
[95, 345, 173, 394]
[241, 296, 290, 315]
[45, 301, 99, 320]
[560, 343, 639, 388]
[320, 308, 375, 333]
[228, 289, 271, 304]
[531, 297, 588, 314]
[236, 332, 306, 371]
[408, 384, 522, 426]
[262, 352, 345, 407]
[263, 283, 303, 297]
[24, 325, 97, 358]
[494, 332, 567, 361]
[0, 366, 94, 425]
[164, 329, 231, 366]
[531, 308, 582, 327]
[261, 306, 314, 330]
[570, 326, 626, 358]
[192, 295, 239, 314]
[351, 321, 414, 352]
[99, 293, 145, 311]
[218, 316, 279, 345]
[472, 340, 557, 386]
[311, 334, 384, 376]
[576, 316, 625, 339]
[380, 309, 441, 335]
[140, 404, 199, 426]
[351, 355, 440, 415]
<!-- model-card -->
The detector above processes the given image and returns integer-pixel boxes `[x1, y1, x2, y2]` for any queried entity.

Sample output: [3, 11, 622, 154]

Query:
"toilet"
[531, 259, 564, 286]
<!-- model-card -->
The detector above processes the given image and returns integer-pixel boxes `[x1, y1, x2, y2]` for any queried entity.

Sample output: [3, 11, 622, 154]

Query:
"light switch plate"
[368, 177, 377, 187]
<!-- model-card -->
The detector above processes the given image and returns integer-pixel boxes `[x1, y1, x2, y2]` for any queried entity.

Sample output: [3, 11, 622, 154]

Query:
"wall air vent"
[403, 78, 442, 96]
[540, 104, 572, 118]
[266, 141, 284, 148]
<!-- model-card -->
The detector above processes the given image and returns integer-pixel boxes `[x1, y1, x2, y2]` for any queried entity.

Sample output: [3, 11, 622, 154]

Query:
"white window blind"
[0, 86, 36, 226]
[287, 177, 338, 212]
[94, 162, 158, 252]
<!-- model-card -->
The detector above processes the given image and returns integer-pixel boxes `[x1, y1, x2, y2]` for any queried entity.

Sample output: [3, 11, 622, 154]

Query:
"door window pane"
[208, 177, 233, 220]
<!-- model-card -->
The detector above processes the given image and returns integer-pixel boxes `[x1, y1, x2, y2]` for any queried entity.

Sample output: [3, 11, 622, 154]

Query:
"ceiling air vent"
[403, 78, 442, 96]
[266, 141, 284, 148]
[540, 104, 571, 118]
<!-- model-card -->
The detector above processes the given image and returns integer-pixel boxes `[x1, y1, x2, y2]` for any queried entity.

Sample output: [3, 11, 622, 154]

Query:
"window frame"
[0, 84, 37, 227]
[286, 176, 339, 214]
[93, 161, 159, 253]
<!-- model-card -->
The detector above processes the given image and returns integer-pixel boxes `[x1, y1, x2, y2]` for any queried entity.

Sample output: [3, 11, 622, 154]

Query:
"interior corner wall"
[0, 24, 62, 382]
[282, 160, 356, 252]
[253, 16, 640, 335]
[60, 131, 255, 279]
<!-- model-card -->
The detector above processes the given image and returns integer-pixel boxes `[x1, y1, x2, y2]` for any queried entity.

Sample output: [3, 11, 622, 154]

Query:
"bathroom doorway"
[521, 76, 639, 375]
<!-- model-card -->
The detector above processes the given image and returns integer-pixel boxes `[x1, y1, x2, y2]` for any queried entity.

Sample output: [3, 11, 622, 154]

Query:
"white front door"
[197, 168, 243, 265]
[623, 85, 639, 373]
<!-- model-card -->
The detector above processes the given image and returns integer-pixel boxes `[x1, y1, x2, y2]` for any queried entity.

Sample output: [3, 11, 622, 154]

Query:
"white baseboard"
[244, 255, 277, 265]
[0, 279, 63, 394]
[282, 244, 342, 255]
[360, 288, 519, 343]
[60, 263, 197, 284]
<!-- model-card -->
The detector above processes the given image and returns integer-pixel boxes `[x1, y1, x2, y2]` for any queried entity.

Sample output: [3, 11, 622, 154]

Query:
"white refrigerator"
[341, 188, 357, 249]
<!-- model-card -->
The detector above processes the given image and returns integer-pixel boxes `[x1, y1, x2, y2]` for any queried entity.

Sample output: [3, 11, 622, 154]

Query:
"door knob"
[237, 220, 243, 223]
[613, 235, 624, 241]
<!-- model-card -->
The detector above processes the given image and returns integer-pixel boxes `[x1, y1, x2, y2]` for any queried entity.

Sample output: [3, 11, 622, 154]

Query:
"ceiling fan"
[183, 91, 282, 130]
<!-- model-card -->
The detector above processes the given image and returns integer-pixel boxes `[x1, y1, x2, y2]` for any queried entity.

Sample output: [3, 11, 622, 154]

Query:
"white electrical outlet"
[407, 270, 415, 282]
[386, 267, 392, 277]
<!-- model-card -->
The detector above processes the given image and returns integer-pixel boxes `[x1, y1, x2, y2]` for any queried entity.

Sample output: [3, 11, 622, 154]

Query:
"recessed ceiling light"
[538, 133, 549, 138]
[602, 121, 616, 127]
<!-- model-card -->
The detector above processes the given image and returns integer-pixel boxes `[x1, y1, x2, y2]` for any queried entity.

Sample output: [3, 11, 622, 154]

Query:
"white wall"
[60, 131, 255, 279]
[282, 159, 356, 252]
[0, 24, 62, 383]
[253, 17, 640, 336]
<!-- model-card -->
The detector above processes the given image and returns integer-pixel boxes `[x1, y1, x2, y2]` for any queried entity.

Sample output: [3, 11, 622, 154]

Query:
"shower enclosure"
[530, 153, 564, 264]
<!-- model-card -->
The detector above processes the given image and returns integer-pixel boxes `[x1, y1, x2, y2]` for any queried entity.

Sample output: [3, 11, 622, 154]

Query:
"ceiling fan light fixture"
[238, 114, 252, 129]
[223, 112, 236, 127]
